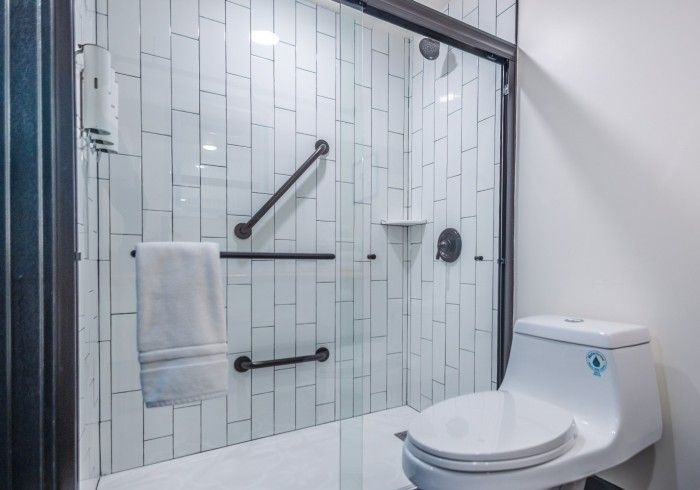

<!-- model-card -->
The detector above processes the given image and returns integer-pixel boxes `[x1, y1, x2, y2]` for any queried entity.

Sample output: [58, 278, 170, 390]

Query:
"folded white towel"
[136, 242, 227, 407]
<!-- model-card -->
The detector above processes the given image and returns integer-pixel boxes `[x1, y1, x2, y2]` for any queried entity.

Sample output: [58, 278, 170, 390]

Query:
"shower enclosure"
[66, 0, 516, 488]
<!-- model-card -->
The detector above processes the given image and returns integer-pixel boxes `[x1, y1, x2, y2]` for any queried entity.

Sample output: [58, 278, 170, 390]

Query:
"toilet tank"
[500, 316, 662, 454]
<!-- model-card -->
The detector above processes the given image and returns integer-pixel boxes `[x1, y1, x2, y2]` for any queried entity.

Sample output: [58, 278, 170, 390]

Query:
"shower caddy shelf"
[380, 219, 429, 226]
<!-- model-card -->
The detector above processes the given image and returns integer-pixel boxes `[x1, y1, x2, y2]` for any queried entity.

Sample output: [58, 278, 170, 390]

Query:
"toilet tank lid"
[514, 316, 650, 349]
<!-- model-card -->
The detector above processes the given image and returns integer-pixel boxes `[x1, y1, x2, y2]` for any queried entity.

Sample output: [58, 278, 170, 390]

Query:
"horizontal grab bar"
[130, 250, 335, 260]
[233, 347, 330, 373]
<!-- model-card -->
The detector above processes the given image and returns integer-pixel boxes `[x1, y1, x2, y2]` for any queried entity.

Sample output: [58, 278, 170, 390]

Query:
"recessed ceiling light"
[251, 30, 280, 46]
[202, 144, 218, 151]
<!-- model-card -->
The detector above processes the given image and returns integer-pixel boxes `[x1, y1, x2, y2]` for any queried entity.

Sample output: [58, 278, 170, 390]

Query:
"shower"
[418, 37, 440, 60]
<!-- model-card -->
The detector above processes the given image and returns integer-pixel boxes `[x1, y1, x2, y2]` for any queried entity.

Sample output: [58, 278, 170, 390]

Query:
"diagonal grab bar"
[234, 139, 330, 239]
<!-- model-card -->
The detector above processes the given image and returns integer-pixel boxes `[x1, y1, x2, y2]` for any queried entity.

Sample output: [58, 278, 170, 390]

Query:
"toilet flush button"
[565, 318, 584, 323]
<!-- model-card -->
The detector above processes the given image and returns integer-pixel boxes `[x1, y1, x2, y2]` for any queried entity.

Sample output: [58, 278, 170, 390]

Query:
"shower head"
[419, 38, 440, 60]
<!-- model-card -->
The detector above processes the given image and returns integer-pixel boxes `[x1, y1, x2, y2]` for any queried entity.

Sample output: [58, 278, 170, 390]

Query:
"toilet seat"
[406, 391, 577, 472]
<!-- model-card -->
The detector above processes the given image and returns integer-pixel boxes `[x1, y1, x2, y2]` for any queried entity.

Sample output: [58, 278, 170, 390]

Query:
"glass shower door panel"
[337, 3, 365, 488]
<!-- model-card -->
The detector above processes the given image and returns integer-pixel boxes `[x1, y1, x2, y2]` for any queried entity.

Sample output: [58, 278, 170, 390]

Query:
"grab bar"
[130, 250, 334, 260]
[234, 139, 330, 239]
[233, 347, 330, 373]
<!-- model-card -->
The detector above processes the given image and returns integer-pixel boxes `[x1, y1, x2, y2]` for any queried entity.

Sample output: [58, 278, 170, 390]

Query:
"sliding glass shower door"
[74, 0, 509, 487]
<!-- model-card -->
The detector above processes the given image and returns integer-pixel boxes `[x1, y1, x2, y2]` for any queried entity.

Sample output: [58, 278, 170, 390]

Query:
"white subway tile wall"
[74, 0, 516, 480]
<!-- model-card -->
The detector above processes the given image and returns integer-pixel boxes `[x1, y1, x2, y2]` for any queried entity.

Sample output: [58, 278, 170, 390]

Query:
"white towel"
[136, 242, 227, 407]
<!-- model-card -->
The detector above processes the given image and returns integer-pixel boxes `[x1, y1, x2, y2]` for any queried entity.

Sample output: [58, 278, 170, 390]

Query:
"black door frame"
[346, 0, 518, 383]
[1, 0, 77, 488]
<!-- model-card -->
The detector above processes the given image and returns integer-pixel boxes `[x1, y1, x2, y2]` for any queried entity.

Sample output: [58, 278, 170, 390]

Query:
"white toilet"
[402, 316, 662, 490]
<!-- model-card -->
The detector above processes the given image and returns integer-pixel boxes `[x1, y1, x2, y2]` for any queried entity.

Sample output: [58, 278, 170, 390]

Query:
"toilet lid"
[407, 391, 576, 463]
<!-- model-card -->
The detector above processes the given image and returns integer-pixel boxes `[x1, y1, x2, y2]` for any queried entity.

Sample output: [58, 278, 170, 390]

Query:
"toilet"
[402, 316, 662, 490]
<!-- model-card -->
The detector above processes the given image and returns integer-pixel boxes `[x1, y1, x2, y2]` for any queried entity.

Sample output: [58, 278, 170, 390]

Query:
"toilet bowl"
[402, 316, 662, 490]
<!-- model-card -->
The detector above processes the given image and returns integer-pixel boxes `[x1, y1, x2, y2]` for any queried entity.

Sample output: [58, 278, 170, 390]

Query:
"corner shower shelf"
[380, 219, 429, 226]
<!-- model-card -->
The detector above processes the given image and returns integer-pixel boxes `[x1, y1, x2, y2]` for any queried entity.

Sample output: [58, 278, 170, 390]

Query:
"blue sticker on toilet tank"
[586, 351, 607, 376]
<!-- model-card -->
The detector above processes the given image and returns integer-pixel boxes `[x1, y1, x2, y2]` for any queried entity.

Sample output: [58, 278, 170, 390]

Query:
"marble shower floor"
[98, 406, 419, 490]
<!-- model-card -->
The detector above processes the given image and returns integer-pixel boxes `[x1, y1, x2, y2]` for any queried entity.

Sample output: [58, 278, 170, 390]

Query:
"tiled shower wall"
[74, 0, 516, 481]
[405, 0, 516, 410]
[94, 0, 411, 475]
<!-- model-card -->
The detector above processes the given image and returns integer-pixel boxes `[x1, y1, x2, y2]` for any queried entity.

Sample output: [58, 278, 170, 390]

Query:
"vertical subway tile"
[274, 42, 296, 111]
[227, 74, 252, 147]
[371, 51, 389, 111]
[172, 34, 200, 113]
[274, 108, 296, 175]
[111, 313, 139, 392]
[296, 261, 316, 324]
[228, 284, 252, 353]
[172, 185, 200, 242]
[110, 234, 139, 313]
[201, 165, 227, 237]
[108, 0, 140, 76]
[142, 54, 172, 135]
[226, 2, 251, 77]
[477, 117, 495, 190]
[296, 322, 316, 386]
[227, 144, 252, 216]
[141, 0, 170, 58]
[227, 419, 252, 445]
[317, 34, 335, 99]
[144, 405, 172, 440]
[228, 358, 252, 421]
[461, 148, 477, 217]
[174, 405, 201, 457]
[274, 0, 295, 45]
[317, 6, 335, 37]
[200, 0, 225, 22]
[252, 392, 274, 438]
[172, 111, 200, 187]
[476, 189, 494, 259]
[475, 261, 493, 333]
[115, 74, 141, 156]
[296, 69, 317, 136]
[111, 391, 143, 472]
[274, 368, 296, 433]
[200, 18, 226, 94]
[144, 437, 173, 465]
[142, 133, 172, 212]
[295, 3, 316, 71]
[251, 125, 274, 194]
[296, 385, 315, 429]
[252, 261, 274, 327]
[172, 0, 199, 38]
[475, 330, 492, 392]
[201, 397, 227, 450]
[250, 0, 274, 60]
[200, 92, 227, 165]
[275, 304, 296, 358]
[109, 155, 142, 234]
[251, 56, 274, 127]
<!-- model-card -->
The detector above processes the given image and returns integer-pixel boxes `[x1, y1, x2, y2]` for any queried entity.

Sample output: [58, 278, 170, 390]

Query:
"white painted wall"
[516, 0, 700, 488]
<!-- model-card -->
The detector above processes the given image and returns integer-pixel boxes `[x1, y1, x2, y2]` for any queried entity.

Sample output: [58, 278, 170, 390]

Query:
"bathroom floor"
[97, 406, 418, 490]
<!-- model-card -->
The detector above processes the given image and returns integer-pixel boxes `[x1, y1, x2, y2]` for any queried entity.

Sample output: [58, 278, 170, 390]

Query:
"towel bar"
[130, 250, 335, 260]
